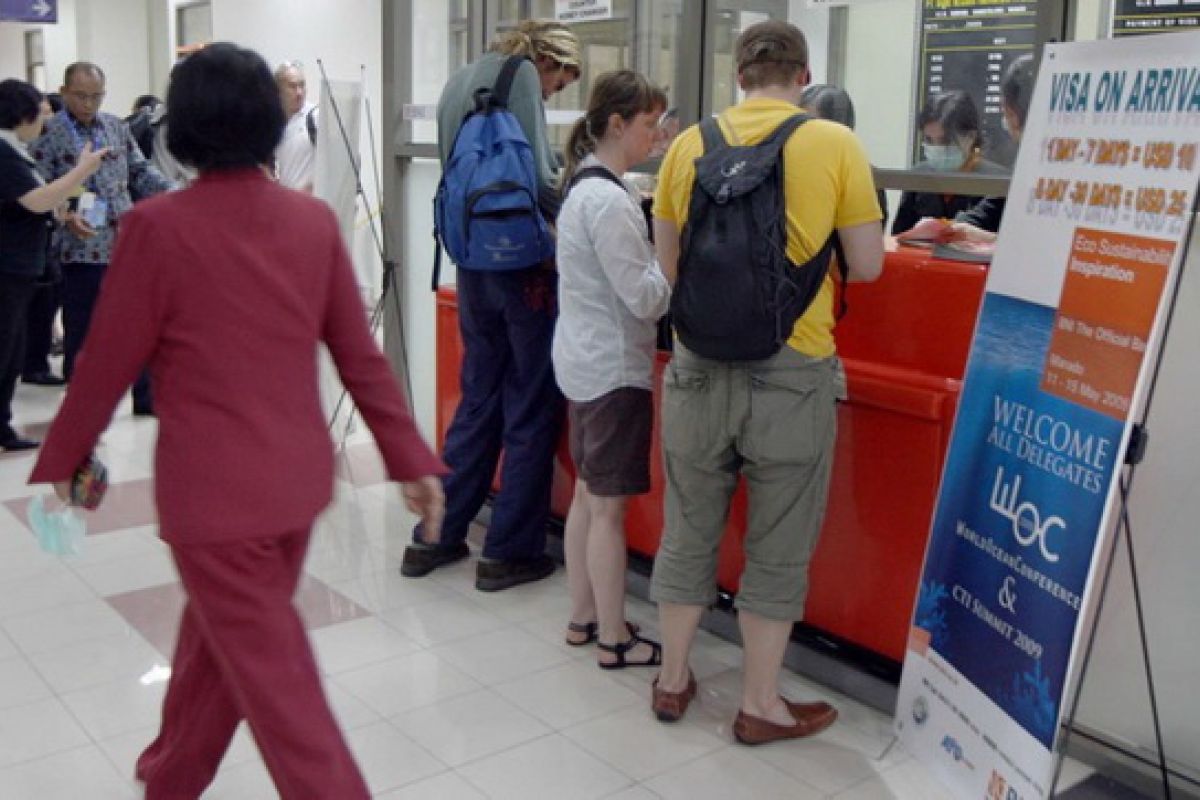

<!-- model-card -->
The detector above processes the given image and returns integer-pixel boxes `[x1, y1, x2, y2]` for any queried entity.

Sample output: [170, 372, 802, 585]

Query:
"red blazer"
[30, 169, 444, 544]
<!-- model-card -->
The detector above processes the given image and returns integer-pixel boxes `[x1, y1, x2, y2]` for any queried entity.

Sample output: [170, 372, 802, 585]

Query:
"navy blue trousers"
[418, 267, 564, 561]
[0, 273, 38, 441]
[62, 262, 153, 410]
[22, 279, 60, 378]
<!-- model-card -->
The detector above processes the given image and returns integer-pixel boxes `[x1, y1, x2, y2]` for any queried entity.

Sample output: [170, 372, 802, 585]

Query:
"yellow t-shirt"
[653, 97, 882, 358]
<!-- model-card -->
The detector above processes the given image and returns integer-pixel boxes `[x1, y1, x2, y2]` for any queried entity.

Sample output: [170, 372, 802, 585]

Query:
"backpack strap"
[763, 113, 809, 149]
[492, 55, 528, 109]
[699, 117, 725, 154]
[565, 165, 625, 195]
[432, 227, 443, 292]
[306, 107, 318, 145]
[831, 233, 849, 319]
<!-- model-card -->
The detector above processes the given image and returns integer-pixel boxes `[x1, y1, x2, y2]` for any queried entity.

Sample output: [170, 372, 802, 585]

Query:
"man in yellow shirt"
[648, 20, 884, 743]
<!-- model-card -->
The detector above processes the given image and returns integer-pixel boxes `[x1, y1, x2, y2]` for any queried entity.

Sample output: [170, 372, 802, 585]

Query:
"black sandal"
[597, 632, 663, 670]
[565, 620, 639, 647]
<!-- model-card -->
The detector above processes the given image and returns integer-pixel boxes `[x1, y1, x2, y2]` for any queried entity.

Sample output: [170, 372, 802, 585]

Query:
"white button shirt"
[552, 156, 671, 403]
[276, 103, 316, 191]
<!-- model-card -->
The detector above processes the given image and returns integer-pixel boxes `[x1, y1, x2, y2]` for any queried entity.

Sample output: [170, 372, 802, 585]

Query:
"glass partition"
[490, 0, 688, 152]
[704, 1, 788, 116]
[532, 0, 635, 148]
[403, 0, 1070, 187]
[700, 0, 911, 170]
[409, 0, 471, 144]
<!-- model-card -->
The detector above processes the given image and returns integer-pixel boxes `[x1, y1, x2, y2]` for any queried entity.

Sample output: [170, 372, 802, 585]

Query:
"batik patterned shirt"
[32, 110, 173, 265]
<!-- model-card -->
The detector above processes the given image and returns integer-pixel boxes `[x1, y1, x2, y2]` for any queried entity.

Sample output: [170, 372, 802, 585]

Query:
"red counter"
[434, 244, 986, 663]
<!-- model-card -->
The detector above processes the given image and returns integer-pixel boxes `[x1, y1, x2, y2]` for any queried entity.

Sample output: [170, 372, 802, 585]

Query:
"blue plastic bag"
[27, 494, 86, 556]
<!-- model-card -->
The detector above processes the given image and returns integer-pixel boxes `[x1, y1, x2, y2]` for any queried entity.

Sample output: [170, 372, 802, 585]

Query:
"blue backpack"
[432, 56, 554, 289]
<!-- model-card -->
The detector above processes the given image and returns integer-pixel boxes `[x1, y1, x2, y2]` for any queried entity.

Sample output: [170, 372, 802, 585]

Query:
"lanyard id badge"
[78, 191, 108, 229]
[61, 110, 106, 194]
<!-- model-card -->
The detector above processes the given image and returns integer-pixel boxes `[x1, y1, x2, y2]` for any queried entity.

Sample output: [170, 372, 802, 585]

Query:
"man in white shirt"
[273, 61, 316, 193]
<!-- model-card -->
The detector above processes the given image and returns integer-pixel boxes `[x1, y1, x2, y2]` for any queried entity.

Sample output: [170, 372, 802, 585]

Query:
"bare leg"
[584, 488, 655, 665]
[656, 601, 703, 691]
[564, 480, 596, 644]
[738, 610, 795, 725]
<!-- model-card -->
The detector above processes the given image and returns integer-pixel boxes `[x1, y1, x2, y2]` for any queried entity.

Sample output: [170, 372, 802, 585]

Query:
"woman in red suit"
[29, 43, 445, 799]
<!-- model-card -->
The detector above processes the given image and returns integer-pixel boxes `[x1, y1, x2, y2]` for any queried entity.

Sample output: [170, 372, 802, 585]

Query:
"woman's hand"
[76, 142, 110, 178]
[401, 476, 445, 545]
[64, 212, 98, 239]
[948, 221, 997, 244]
[52, 480, 72, 504]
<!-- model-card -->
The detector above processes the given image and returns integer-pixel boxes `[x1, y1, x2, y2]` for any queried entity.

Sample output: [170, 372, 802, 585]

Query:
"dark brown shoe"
[400, 542, 469, 577]
[474, 554, 556, 591]
[732, 699, 838, 745]
[651, 671, 696, 722]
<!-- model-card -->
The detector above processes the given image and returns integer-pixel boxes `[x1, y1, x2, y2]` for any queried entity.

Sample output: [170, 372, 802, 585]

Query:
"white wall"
[788, 0, 830, 84]
[74, 0, 152, 114]
[0, 23, 28, 80]
[210, 0, 385, 299]
[40, 0, 79, 91]
[402, 2, 463, 437]
[1073, 227, 1200, 783]
[400, 159, 444, 439]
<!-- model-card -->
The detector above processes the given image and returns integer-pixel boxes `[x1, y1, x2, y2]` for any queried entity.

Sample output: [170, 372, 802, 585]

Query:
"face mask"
[1001, 115, 1012, 136]
[922, 143, 963, 171]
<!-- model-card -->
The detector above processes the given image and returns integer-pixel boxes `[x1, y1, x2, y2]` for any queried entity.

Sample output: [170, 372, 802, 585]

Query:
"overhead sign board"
[1111, 0, 1200, 36]
[0, 0, 57, 23]
[555, 0, 612, 23]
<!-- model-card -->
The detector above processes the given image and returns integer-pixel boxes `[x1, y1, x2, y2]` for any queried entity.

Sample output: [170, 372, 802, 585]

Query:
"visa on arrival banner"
[896, 31, 1200, 800]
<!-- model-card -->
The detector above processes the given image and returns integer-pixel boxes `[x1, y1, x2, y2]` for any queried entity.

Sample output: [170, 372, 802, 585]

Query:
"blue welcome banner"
[896, 31, 1200, 800]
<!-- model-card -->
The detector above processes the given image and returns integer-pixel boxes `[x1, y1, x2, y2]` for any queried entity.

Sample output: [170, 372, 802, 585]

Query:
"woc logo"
[989, 466, 1066, 563]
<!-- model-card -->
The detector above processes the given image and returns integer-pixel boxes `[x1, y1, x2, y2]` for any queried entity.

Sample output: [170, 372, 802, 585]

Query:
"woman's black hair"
[799, 84, 856, 129]
[167, 43, 285, 171]
[1001, 55, 1036, 128]
[917, 90, 983, 151]
[0, 79, 45, 130]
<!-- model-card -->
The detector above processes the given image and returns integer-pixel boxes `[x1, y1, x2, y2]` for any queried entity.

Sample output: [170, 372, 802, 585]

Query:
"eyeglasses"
[68, 91, 106, 104]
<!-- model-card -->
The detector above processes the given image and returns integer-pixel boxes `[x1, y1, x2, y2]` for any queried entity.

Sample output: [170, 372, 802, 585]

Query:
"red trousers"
[135, 528, 369, 799]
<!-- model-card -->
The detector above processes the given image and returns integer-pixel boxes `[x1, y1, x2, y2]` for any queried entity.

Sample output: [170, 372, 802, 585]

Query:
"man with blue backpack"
[403, 20, 581, 591]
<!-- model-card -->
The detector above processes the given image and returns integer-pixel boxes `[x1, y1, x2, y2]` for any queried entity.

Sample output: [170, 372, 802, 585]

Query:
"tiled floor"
[0, 379, 1099, 799]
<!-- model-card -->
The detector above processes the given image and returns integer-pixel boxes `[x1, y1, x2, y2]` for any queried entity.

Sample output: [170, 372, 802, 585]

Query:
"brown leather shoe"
[651, 671, 696, 722]
[732, 699, 838, 745]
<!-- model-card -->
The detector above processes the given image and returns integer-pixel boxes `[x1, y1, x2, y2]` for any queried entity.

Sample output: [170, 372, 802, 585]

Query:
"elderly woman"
[0, 79, 104, 451]
[29, 44, 445, 799]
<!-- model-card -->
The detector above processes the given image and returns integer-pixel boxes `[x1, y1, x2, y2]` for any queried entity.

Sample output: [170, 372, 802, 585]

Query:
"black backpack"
[671, 114, 845, 361]
[306, 107, 318, 145]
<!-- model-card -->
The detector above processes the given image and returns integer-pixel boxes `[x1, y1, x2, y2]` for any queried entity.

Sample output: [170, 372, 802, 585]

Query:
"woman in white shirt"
[553, 70, 670, 669]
